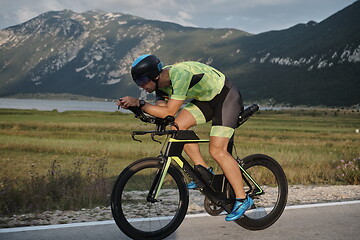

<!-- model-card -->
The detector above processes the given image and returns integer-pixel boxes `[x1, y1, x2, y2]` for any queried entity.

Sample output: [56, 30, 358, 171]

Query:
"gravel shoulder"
[1, 185, 359, 228]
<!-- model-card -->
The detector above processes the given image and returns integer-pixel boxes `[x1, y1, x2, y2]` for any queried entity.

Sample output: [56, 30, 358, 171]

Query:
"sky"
[0, 0, 357, 34]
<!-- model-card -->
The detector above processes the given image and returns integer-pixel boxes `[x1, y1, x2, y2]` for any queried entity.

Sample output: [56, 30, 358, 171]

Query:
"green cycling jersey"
[157, 61, 226, 101]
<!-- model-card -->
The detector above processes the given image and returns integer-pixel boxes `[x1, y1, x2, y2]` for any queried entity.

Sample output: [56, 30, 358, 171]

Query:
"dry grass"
[0, 108, 359, 215]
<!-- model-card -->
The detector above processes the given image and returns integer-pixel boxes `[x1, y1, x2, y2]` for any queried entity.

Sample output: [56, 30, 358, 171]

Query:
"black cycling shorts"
[183, 79, 243, 138]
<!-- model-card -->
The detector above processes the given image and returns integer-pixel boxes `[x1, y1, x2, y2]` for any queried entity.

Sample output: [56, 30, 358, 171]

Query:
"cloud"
[15, 7, 39, 23]
[178, 11, 192, 21]
[1, 0, 67, 27]
[0, 0, 356, 33]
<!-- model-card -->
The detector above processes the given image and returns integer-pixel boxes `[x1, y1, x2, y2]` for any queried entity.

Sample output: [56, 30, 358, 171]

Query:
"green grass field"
[0, 108, 359, 215]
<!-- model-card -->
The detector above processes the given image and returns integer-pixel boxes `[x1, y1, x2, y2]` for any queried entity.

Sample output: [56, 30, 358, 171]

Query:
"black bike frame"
[144, 129, 264, 213]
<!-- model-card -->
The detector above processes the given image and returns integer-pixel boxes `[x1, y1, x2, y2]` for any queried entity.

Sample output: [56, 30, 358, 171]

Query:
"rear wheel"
[111, 157, 189, 239]
[235, 154, 288, 230]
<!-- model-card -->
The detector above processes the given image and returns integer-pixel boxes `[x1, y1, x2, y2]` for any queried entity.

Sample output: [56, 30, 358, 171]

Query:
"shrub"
[0, 156, 113, 216]
[336, 157, 360, 184]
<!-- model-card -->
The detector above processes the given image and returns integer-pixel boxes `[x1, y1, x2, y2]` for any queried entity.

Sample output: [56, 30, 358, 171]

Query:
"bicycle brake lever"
[151, 133, 162, 144]
[131, 133, 142, 143]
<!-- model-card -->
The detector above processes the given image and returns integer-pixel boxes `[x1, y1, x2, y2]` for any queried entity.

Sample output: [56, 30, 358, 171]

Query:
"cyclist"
[117, 54, 253, 221]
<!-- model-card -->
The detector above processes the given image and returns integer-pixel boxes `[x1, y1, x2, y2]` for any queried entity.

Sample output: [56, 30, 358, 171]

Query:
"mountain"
[0, 1, 359, 107]
[237, 1, 360, 106]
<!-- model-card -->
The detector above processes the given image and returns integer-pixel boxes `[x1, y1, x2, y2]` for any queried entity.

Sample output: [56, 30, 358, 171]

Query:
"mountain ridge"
[0, 1, 359, 106]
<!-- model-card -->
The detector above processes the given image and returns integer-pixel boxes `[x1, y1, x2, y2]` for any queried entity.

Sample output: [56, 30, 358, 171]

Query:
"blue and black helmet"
[131, 54, 163, 86]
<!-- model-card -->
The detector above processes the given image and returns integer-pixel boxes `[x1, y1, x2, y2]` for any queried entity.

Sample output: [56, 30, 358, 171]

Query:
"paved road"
[1, 201, 359, 240]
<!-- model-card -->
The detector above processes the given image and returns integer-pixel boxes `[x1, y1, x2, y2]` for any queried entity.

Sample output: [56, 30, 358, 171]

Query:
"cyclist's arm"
[143, 98, 184, 118]
[155, 100, 167, 107]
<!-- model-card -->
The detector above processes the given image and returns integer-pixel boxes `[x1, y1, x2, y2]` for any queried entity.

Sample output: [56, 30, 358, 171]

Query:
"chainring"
[204, 197, 224, 216]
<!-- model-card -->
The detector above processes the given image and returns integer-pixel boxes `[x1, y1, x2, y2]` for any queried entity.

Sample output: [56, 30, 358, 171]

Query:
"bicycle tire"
[235, 154, 288, 230]
[111, 157, 189, 240]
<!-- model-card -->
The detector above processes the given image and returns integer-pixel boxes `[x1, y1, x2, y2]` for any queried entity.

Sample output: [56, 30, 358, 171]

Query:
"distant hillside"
[0, 1, 359, 106]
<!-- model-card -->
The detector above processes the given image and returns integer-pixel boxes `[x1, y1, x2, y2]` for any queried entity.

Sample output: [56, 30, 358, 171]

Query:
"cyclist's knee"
[174, 109, 197, 130]
[209, 136, 230, 160]
[209, 147, 228, 163]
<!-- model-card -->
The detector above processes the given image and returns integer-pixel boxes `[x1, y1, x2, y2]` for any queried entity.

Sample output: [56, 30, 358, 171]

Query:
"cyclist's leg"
[209, 135, 254, 221]
[209, 134, 246, 199]
[209, 79, 245, 198]
[174, 106, 209, 168]
[208, 79, 252, 220]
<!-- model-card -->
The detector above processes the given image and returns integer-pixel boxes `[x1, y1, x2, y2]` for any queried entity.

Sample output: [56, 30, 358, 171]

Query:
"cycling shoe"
[225, 195, 253, 221]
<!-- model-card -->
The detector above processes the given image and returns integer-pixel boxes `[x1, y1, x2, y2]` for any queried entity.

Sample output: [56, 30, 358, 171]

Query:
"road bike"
[111, 104, 288, 239]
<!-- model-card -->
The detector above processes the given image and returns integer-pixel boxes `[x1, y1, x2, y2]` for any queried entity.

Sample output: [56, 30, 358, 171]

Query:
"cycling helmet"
[131, 54, 163, 86]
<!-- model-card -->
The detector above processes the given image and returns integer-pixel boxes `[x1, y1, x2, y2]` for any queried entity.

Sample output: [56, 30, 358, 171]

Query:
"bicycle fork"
[146, 156, 172, 203]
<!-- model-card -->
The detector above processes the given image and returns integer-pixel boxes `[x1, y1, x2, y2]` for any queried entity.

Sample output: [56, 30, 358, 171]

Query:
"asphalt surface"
[1, 201, 359, 240]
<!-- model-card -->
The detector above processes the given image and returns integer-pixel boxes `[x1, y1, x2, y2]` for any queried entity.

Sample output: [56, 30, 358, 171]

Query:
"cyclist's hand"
[117, 96, 139, 109]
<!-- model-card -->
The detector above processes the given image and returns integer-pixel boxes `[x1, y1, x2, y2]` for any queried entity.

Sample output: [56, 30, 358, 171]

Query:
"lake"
[0, 98, 125, 112]
[0, 98, 299, 113]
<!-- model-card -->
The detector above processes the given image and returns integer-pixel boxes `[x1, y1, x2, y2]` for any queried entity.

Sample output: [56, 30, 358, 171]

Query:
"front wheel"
[236, 154, 288, 230]
[111, 157, 189, 240]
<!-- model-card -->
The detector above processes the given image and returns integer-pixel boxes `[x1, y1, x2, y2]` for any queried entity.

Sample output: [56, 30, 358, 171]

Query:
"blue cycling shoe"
[187, 181, 198, 189]
[225, 195, 254, 221]
[188, 166, 214, 189]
